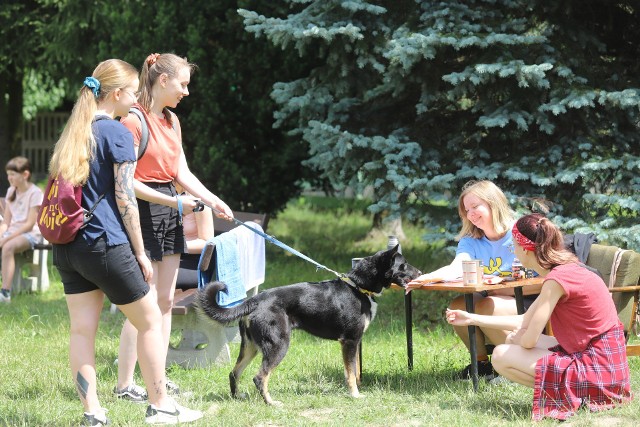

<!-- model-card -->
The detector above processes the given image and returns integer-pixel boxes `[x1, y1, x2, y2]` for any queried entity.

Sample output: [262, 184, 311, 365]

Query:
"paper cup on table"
[462, 260, 483, 286]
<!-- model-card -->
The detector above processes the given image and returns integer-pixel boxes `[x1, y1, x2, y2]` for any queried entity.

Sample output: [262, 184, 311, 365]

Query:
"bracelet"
[176, 195, 183, 225]
[478, 290, 489, 298]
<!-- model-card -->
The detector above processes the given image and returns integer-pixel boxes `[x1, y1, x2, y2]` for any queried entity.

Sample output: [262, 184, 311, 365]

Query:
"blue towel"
[198, 232, 246, 307]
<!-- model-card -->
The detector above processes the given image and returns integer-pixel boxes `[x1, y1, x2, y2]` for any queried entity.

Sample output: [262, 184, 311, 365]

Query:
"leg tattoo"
[75, 372, 89, 401]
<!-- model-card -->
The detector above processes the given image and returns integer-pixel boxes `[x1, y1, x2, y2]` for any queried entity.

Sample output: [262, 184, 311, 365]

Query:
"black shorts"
[54, 237, 150, 305]
[176, 253, 201, 290]
[137, 182, 186, 261]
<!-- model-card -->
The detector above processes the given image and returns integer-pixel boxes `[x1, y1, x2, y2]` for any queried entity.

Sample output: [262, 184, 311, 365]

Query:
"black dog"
[196, 245, 421, 405]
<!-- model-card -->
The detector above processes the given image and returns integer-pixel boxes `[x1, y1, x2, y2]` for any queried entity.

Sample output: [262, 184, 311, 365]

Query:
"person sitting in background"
[175, 183, 214, 290]
[0, 156, 44, 303]
[446, 213, 632, 421]
[406, 180, 542, 380]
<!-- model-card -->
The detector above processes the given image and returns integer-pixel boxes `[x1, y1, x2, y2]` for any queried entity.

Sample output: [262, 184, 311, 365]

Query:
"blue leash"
[194, 201, 343, 278]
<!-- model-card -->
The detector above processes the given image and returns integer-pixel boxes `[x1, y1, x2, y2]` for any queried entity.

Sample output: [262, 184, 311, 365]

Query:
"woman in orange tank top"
[117, 53, 233, 399]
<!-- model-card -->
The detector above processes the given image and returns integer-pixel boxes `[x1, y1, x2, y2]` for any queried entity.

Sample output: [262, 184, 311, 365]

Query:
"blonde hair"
[138, 53, 196, 125]
[49, 59, 138, 185]
[456, 180, 515, 239]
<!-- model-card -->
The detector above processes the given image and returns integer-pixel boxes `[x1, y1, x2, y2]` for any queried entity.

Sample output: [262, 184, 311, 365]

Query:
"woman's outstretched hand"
[445, 308, 474, 326]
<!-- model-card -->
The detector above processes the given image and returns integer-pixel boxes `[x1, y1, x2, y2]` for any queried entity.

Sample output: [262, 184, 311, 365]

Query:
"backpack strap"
[129, 107, 149, 160]
[129, 107, 179, 160]
[80, 193, 106, 229]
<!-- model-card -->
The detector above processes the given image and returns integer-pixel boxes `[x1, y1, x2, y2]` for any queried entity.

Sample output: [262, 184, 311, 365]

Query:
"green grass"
[1, 196, 639, 426]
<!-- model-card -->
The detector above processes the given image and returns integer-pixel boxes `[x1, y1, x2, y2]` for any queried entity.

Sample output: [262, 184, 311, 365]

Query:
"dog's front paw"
[233, 392, 249, 400]
[350, 391, 364, 399]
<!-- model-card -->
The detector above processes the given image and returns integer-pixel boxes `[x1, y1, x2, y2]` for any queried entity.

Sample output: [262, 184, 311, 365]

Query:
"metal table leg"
[514, 286, 525, 314]
[464, 293, 479, 392]
[358, 342, 363, 382]
[405, 291, 413, 370]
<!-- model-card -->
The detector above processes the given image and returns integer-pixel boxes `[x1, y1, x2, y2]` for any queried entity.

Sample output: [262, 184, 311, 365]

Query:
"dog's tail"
[196, 281, 258, 325]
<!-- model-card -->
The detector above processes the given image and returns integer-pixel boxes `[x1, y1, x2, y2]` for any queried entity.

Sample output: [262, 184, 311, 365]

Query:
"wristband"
[478, 290, 489, 298]
[176, 195, 183, 225]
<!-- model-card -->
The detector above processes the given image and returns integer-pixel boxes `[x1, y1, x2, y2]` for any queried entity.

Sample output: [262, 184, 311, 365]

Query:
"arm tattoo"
[114, 162, 142, 239]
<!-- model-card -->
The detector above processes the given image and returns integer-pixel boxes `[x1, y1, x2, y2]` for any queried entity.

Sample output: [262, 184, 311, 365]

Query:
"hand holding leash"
[177, 193, 200, 213]
[207, 195, 234, 221]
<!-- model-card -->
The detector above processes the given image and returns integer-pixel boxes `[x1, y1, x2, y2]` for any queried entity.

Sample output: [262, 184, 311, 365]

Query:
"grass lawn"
[1, 196, 638, 426]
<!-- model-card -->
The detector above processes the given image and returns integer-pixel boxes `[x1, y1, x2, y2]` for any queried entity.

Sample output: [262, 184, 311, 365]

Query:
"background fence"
[21, 112, 68, 180]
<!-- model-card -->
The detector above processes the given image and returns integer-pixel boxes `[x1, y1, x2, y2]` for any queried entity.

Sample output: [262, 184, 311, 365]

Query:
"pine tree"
[240, 0, 640, 250]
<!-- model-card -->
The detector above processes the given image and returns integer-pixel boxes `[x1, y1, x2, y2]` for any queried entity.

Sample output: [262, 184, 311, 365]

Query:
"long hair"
[137, 53, 196, 125]
[48, 59, 138, 186]
[5, 156, 32, 202]
[457, 180, 515, 239]
[515, 213, 578, 270]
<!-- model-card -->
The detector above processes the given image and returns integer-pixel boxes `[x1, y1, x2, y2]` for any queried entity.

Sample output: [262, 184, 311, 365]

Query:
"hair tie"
[146, 53, 160, 66]
[512, 222, 536, 251]
[83, 76, 101, 97]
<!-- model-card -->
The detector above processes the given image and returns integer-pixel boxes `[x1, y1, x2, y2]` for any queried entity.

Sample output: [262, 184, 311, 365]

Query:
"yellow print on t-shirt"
[484, 257, 509, 276]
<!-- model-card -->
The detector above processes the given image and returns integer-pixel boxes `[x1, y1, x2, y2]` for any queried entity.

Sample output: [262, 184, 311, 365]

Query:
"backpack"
[37, 116, 108, 244]
[37, 176, 105, 244]
[128, 107, 177, 160]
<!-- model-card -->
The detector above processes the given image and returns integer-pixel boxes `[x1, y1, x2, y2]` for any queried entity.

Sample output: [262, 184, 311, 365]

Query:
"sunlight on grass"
[1, 196, 639, 426]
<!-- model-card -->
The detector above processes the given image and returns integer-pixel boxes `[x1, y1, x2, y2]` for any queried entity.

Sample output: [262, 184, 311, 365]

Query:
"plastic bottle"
[511, 258, 523, 280]
[387, 235, 401, 254]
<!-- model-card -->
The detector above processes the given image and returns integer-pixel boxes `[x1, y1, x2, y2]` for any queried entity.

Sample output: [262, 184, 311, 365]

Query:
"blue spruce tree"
[240, 0, 640, 249]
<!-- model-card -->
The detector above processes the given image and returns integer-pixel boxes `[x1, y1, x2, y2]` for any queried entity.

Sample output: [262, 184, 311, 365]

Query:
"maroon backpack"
[37, 175, 104, 244]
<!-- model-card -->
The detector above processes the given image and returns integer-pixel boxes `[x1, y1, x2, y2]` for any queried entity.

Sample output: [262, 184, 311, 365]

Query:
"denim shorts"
[137, 182, 186, 261]
[53, 236, 150, 305]
[2, 231, 39, 249]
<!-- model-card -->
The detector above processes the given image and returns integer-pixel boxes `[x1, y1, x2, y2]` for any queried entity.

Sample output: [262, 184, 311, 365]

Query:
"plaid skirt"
[532, 322, 632, 421]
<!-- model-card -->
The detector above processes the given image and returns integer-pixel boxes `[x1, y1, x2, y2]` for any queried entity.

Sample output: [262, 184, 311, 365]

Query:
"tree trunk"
[1, 66, 24, 194]
[368, 212, 406, 241]
[0, 65, 24, 193]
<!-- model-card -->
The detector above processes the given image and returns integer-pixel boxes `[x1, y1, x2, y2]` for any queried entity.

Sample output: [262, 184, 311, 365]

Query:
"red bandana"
[512, 223, 536, 251]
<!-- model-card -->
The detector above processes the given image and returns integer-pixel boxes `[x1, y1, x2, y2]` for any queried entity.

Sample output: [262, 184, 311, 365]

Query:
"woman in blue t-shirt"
[407, 180, 541, 380]
[48, 59, 202, 425]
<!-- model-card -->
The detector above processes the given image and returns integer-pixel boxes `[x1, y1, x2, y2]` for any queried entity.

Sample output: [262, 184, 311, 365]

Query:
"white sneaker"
[83, 408, 110, 426]
[145, 401, 203, 424]
[114, 382, 148, 403]
[165, 379, 180, 396]
[0, 289, 11, 303]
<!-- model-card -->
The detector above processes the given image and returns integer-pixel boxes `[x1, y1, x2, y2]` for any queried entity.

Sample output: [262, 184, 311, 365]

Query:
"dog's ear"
[392, 251, 405, 267]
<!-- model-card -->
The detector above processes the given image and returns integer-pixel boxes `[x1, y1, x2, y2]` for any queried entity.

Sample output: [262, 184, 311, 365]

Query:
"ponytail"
[514, 214, 578, 270]
[137, 53, 196, 126]
[49, 59, 138, 185]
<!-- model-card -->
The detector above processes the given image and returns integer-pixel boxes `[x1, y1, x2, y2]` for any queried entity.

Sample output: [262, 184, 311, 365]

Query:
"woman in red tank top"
[446, 213, 632, 421]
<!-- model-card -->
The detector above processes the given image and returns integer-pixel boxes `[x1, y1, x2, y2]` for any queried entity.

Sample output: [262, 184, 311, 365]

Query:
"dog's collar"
[340, 275, 380, 297]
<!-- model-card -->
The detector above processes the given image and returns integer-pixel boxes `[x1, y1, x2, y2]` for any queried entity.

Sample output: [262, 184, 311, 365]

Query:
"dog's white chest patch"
[363, 299, 378, 332]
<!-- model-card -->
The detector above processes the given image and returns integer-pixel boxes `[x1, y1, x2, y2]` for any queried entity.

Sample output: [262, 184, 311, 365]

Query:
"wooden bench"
[12, 242, 52, 294]
[167, 211, 268, 368]
[1, 196, 51, 294]
[212, 211, 269, 237]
